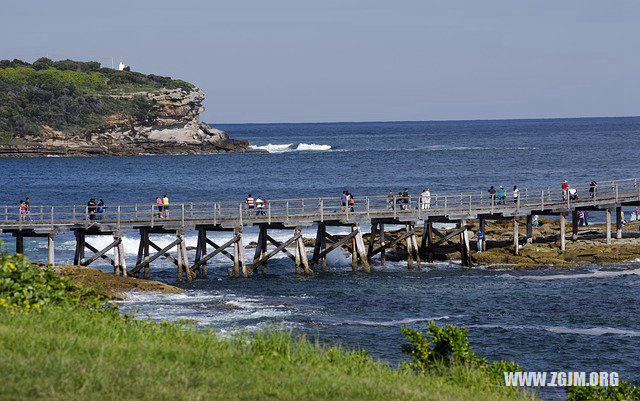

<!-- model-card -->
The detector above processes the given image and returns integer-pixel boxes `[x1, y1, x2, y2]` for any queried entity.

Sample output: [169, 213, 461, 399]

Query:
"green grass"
[0, 307, 535, 401]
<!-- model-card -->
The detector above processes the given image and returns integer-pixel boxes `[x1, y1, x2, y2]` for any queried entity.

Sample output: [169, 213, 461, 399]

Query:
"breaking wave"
[250, 143, 332, 153]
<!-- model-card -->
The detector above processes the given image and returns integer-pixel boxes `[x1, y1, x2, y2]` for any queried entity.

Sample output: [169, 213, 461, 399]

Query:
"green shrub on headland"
[0, 57, 194, 139]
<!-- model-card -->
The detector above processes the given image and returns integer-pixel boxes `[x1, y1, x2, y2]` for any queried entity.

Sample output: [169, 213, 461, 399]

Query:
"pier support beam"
[513, 218, 519, 255]
[616, 206, 623, 239]
[15, 233, 24, 255]
[526, 215, 533, 244]
[47, 234, 55, 266]
[459, 220, 471, 267]
[379, 223, 386, 267]
[421, 220, 434, 262]
[354, 226, 370, 272]
[559, 214, 566, 252]
[606, 208, 612, 244]
[572, 210, 579, 241]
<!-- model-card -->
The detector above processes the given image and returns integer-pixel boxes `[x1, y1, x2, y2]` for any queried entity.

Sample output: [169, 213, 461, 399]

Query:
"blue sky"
[1, 0, 637, 123]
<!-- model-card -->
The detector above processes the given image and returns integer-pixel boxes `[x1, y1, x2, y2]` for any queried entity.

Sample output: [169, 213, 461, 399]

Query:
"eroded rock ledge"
[0, 88, 262, 157]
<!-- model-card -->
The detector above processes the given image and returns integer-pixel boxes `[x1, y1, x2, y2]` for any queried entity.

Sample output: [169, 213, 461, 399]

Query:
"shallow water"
[2, 117, 640, 399]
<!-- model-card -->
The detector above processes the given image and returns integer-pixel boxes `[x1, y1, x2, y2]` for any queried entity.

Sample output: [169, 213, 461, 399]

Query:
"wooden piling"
[320, 225, 327, 272]
[143, 236, 150, 279]
[405, 224, 414, 271]
[354, 226, 370, 273]
[74, 231, 85, 265]
[427, 221, 434, 260]
[526, 215, 533, 244]
[233, 228, 241, 278]
[351, 234, 358, 272]
[181, 236, 191, 282]
[118, 240, 128, 277]
[513, 218, 519, 255]
[606, 208, 612, 244]
[176, 234, 184, 282]
[261, 227, 268, 273]
[458, 220, 471, 266]
[572, 210, 578, 241]
[47, 234, 55, 266]
[297, 228, 313, 275]
[237, 230, 247, 278]
[411, 231, 421, 271]
[616, 206, 623, 239]
[379, 223, 386, 267]
[560, 214, 566, 251]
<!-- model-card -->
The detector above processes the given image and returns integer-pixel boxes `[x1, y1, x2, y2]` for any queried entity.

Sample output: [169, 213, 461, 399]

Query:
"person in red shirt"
[561, 179, 569, 200]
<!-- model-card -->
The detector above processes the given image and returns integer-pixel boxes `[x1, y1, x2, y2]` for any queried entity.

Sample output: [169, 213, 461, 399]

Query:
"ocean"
[1, 117, 640, 400]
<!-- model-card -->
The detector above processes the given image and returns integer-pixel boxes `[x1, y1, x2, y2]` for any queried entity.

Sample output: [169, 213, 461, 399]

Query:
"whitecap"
[250, 143, 332, 153]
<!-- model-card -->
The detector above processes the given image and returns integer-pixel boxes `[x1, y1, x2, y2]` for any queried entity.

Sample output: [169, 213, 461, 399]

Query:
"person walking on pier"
[403, 188, 410, 210]
[24, 197, 32, 221]
[341, 191, 348, 211]
[347, 192, 355, 212]
[87, 198, 97, 220]
[497, 186, 506, 205]
[156, 196, 164, 218]
[589, 181, 597, 198]
[255, 196, 265, 215]
[19, 200, 26, 221]
[387, 191, 394, 209]
[397, 192, 404, 210]
[512, 186, 519, 205]
[163, 194, 169, 218]
[477, 230, 485, 252]
[420, 188, 431, 209]
[488, 186, 496, 205]
[246, 194, 255, 215]
[562, 179, 569, 200]
[96, 199, 105, 220]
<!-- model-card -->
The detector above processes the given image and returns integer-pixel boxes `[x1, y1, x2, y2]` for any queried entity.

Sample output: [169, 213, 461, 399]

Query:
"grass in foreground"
[0, 306, 533, 401]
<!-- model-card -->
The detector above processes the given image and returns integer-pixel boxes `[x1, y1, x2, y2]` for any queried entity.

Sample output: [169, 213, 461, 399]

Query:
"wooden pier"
[2, 178, 640, 281]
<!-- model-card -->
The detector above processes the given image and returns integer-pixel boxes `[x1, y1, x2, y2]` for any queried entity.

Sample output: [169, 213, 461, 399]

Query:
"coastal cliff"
[0, 58, 257, 157]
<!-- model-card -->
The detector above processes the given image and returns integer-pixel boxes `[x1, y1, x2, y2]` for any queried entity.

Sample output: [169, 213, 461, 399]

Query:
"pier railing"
[2, 178, 640, 230]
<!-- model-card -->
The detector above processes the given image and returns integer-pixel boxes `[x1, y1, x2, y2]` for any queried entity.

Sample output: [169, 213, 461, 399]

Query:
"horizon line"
[210, 114, 639, 126]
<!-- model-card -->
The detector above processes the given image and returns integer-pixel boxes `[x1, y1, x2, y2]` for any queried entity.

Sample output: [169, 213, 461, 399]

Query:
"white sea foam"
[337, 315, 455, 327]
[250, 143, 332, 153]
[470, 324, 640, 337]
[516, 268, 640, 281]
[424, 145, 537, 152]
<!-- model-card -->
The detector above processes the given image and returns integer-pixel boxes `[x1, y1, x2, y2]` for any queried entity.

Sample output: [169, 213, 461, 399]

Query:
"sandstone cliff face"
[0, 88, 258, 157]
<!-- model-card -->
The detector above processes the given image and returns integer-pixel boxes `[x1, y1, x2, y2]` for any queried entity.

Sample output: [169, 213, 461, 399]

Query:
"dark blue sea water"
[1, 117, 639, 400]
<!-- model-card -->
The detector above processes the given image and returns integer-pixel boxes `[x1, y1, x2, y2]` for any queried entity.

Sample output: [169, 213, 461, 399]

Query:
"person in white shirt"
[420, 188, 431, 209]
[255, 196, 265, 215]
[513, 186, 519, 205]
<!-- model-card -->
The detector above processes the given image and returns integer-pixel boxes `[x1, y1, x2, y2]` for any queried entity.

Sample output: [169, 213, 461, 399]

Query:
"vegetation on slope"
[0, 57, 194, 139]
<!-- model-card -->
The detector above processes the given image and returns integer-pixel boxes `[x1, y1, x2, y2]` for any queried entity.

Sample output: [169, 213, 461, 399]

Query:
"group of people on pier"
[246, 194, 267, 215]
[86, 198, 106, 220]
[385, 188, 432, 210]
[155, 195, 169, 218]
[487, 185, 519, 205]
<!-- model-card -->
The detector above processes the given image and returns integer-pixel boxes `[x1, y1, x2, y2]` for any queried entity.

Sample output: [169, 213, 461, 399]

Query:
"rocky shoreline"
[0, 88, 264, 158]
[53, 265, 182, 299]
